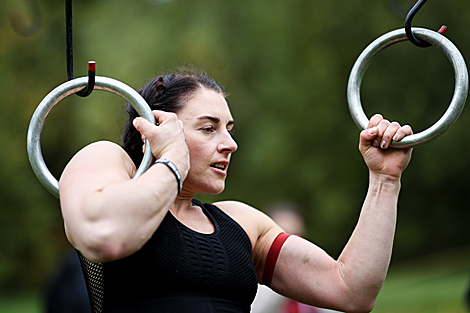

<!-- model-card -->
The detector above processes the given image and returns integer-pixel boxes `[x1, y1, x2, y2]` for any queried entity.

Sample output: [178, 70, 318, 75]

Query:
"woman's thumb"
[133, 117, 149, 132]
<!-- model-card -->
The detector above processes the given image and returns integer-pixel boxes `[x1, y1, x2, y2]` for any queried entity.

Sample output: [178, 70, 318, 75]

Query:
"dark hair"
[122, 67, 226, 166]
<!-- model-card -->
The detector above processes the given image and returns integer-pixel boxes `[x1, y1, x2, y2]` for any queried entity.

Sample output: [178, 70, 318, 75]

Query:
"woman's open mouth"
[211, 163, 227, 171]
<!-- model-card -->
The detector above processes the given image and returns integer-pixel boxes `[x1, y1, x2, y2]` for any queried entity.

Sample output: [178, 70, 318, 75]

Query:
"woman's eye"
[228, 128, 235, 136]
[202, 126, 215, 133]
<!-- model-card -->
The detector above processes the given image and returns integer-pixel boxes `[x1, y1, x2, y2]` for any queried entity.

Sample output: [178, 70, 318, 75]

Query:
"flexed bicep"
[266, 236, 353, 311]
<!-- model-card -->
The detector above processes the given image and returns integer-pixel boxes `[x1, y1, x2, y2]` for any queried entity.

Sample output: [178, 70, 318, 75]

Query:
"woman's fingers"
[133, 111, 181, 143]
[373, 119, 391, 148]
[379, 121, 401, 149]
[368, 114, 384, 129]
[363, 114, 413, 149]
[392, 125, 413, 141]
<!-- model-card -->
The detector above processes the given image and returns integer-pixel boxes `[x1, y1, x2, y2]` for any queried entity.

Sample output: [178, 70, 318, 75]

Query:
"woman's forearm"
[81, 165, 179, 261]
[336, 172, 401, 306]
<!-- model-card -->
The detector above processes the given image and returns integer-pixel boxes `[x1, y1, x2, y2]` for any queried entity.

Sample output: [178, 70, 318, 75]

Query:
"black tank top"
[78, 200, 258, 313]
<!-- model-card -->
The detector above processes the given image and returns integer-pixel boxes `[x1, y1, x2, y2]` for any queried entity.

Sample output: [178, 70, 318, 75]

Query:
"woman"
[59, 67, 413, 313]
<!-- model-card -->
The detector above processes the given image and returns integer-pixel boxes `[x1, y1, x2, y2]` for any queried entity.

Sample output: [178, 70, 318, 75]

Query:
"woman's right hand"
[133, 110, 190, 180]
[359, 114, 413, 181]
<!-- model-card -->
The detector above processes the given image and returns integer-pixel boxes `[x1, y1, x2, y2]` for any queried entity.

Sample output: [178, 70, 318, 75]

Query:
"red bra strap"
[262, 233, 292, 287]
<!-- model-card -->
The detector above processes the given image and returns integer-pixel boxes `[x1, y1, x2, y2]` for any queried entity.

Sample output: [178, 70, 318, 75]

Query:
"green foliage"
[1, 0, 470, 292]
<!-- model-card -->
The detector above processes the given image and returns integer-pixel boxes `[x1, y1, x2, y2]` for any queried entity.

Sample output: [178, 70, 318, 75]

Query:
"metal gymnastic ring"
[347, 27, 468, 148]
[27, 76, 156, 198]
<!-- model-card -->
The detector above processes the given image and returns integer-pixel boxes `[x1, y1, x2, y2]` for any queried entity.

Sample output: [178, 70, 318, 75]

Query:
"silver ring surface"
[27, 76, 155, 198]
[347, 27, 468, 148]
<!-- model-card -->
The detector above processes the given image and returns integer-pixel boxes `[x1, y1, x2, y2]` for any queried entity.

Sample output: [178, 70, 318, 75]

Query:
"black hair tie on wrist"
[153, 158, 182, 194]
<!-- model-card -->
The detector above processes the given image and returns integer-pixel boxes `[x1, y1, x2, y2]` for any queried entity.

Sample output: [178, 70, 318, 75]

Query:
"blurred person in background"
[44, 251, 91, 313]
[251, 202, 339, 313]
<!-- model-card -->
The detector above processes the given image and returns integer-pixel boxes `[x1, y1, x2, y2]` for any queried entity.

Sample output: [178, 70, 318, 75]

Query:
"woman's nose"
[219, 132, 238, 153]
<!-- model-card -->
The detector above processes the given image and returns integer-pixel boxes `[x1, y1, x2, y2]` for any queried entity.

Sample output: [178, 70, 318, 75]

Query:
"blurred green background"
[1, 0, 470, 312]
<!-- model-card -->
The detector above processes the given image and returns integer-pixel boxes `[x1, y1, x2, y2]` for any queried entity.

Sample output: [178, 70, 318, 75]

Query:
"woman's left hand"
[359, 114, 413, 180]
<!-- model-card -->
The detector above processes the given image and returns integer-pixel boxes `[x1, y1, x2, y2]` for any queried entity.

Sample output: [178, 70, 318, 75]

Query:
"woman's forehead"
[179, 89, 233, 121]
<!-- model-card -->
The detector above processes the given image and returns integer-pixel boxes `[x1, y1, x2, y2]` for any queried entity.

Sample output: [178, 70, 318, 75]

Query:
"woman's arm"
[269, 177, 401, 312]
[252, 115, 412, 313]
[59, 110, 189, 263]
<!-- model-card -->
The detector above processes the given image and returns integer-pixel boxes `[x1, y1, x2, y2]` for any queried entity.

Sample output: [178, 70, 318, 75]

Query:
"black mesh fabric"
[77, 252, 104, 313]
[77, 200, 258, 313]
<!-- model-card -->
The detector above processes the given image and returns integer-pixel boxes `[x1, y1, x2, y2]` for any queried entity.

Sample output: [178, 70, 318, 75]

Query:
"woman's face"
[177, 89, 238, 194]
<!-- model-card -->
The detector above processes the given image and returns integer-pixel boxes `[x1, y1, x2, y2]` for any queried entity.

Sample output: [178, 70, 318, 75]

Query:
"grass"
[374, 270, 469, 312]
[0, 292, 42, 313]
[0, 246, 469, 313]
[373, 245, 470, 313]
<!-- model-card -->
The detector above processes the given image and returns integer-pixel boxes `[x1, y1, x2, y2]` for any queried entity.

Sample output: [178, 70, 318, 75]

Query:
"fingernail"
[368, 127, 377, 136]
[372, 139, 379, 147]
[133, 118, 140, 127]
[393, 134, 400, 141]
[381, 140, 387, 149]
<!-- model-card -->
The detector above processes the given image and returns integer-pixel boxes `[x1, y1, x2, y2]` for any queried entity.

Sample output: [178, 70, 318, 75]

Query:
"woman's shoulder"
[213, 200, 268, 221]
[213, 200, 284, 276]
[79, 140, 126, 154]
[69, 141, 131, 163]
[61, 140, 135, 182]
[213, 201, 282, 241]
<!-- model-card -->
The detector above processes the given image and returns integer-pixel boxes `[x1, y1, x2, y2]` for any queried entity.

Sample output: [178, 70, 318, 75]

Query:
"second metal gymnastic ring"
[347, 27, 468, 148]
[27, 76, 156, 198]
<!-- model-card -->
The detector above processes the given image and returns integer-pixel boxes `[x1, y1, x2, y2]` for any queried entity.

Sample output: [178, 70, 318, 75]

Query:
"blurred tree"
[0, 0, 470, 293]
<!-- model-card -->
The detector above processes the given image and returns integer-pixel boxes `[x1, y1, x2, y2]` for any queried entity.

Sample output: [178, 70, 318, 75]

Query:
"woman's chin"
[204, 183, 226, 195]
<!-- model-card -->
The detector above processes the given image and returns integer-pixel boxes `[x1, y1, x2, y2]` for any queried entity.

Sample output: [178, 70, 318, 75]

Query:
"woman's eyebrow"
[197, 115, 235, 126]
[197, 115, 220, 123]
